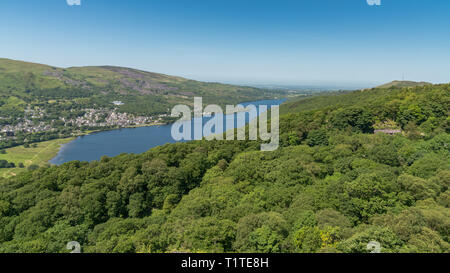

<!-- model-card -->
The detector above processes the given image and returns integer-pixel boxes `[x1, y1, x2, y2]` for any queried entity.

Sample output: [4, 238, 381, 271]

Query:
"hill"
[281, 81, 444, 115]
[376, 80, 432, 89]
[0, 58, 280, 113]
[0, 82, 448, 253]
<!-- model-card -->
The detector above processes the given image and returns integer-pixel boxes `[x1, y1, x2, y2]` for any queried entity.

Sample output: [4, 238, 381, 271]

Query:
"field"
[0, 137, 73, 178]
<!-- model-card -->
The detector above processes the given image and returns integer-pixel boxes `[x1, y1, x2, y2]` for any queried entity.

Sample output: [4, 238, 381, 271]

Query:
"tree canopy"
[0, 83, 449, 253]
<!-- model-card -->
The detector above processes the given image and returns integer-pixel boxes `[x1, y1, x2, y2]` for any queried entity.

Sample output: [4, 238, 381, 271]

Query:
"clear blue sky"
[1, 0, 449, 87]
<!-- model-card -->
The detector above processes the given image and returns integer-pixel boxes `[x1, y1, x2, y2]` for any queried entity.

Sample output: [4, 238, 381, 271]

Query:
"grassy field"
[0, 138, 74, 178]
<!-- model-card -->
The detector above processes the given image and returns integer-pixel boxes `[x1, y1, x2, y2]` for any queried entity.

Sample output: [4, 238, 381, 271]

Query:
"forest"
[0, 83, 448, 253]
[0, 58, 284, 117]
[0, 58, 286, 150]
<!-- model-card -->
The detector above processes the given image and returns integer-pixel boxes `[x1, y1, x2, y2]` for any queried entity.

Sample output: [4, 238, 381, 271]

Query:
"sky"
[1, 0, 450, 87]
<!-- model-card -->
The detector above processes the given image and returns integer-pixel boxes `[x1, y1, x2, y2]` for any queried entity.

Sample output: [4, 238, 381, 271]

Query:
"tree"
[0, 160, 15, 168]
[235, 212, 289, 252]
[163, 194, 180, 211]
[338, 226, 402, 253]
[127, 193, 146, 218]
[248, 225, 285, 253]
[294, 226, 340, 253]
[306, 129, 329, 147]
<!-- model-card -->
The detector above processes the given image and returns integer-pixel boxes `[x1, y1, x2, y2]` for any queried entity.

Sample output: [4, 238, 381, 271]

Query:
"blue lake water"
[50, 99, 285, 165]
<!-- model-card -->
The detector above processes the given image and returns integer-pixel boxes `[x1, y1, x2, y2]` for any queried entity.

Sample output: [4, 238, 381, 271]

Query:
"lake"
[50, 99, 285, 164]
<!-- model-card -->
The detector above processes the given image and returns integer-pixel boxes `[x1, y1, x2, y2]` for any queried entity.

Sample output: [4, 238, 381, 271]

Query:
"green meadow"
[0, 137, 73, 178]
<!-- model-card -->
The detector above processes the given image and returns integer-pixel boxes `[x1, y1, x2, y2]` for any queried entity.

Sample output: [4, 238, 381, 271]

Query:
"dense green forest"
[0, 83, 448, 253]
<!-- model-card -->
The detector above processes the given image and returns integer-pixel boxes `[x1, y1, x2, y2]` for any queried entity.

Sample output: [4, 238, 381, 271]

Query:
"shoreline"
[50, 98, 286, 165]
[76, 122, 166, 137]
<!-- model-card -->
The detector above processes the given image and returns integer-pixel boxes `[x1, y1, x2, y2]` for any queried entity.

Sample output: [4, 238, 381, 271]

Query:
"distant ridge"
[376, 80, 432, 89]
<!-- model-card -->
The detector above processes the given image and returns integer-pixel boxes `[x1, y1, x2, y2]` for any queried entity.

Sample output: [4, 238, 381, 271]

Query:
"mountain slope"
[0, 83, 448, 253]
[376, 80, 432, 89]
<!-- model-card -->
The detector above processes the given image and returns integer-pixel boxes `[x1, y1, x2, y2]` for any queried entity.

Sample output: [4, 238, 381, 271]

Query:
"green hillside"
[0, 83, 448, 253]
[0, 58, 284, 150]
[376, 80, 432, 89]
